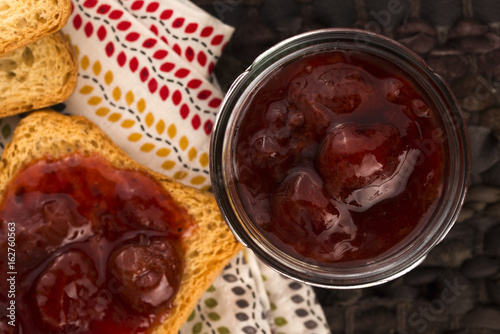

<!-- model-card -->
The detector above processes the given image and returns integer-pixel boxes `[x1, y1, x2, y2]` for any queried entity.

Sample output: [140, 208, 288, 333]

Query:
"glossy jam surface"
[0, 154, 193, 333]
[234, 51, 445, 264]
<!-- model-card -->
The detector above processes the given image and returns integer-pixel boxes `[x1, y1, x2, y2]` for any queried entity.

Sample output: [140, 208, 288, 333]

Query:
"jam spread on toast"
[0, 153, 193, 333]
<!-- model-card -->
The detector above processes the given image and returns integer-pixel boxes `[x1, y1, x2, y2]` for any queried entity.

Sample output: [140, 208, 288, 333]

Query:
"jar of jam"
[210, 29, 470, 288]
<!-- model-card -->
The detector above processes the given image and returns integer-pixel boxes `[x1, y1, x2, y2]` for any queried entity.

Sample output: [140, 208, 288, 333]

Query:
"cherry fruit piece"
[34, 250, 105, 332]
[317, 123, 417, 209]
[271, 167, 338, 239]
[270, 166, 359, 261]
[109, 238, 182, 314]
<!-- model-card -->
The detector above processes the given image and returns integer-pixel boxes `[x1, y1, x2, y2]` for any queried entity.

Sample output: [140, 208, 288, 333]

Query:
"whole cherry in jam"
[291, 63, 375, 116]
[269, 166, 341, 240]
[316, 123, 420, 209]
[4, 193, 88, 273]
[109, 237, 182, 314]
[267, 166, 360, 262]
[33, 250, 102, 332]
[234, 50, 445, 264]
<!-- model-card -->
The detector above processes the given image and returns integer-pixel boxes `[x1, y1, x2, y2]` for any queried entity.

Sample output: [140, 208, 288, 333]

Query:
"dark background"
[192, 1, 500, 333]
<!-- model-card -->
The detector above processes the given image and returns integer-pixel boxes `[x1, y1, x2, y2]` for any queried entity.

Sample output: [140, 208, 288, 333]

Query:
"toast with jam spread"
[0, 111, 242, 333]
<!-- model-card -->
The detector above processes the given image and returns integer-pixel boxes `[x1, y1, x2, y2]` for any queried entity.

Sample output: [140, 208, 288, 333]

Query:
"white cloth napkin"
[0, 0, 332, 332]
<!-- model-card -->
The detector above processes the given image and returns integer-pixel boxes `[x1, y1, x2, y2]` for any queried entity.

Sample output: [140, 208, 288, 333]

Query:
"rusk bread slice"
[0, 31, 78, 117]
[0, 0, 71, 57]
[0, 110, 242, 333]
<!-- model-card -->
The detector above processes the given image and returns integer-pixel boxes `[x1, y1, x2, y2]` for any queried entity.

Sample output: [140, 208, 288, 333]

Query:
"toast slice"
[0, 32, 78, 117]
[0, 0, 71, 57]
[0, 110, 242, 333]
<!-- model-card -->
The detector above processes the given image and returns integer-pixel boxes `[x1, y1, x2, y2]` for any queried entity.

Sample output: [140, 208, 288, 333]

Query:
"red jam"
[234, 51, 445, 264]
[0, 153, 193, 333]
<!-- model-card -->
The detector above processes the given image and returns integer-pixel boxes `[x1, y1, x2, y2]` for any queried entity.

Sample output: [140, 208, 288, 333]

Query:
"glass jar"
[210, 28, 470, 288]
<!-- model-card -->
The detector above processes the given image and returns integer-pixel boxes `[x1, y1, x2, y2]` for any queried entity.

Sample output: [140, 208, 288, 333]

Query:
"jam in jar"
[0, 153, 193, 333]
[211, 29, 470, 288]
[234, 50, 444, 264]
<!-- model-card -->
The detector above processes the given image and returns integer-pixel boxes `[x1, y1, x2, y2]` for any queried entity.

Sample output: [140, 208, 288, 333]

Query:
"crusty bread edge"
[0, 31, 79, 118]
[0, 110, 242, 333]
[0, 0, 72, 57]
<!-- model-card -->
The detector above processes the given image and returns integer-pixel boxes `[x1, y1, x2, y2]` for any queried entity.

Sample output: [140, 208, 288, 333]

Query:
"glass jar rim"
[210, 28, 471, 289]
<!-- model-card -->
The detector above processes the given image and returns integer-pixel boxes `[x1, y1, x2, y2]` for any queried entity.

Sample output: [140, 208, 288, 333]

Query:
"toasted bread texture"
[0, 0, 71, 56]
[0, 32, 78, 117]
[0, 110, 242, 334]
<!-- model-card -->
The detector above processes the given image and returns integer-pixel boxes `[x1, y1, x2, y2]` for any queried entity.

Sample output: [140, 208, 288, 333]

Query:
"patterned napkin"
[0, 0, 331, 333]
[64, 0, 230, 191]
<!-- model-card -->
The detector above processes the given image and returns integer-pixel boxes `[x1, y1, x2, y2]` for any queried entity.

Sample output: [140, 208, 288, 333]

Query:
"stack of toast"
[0, 0, 77, 116]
